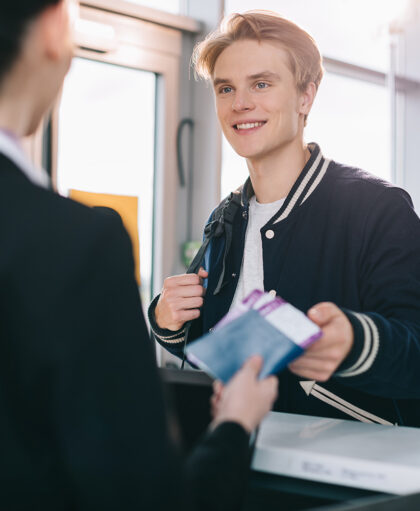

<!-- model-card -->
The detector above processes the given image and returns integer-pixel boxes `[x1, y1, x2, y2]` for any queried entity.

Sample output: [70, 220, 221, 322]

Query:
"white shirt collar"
[0, 129, 50, 189]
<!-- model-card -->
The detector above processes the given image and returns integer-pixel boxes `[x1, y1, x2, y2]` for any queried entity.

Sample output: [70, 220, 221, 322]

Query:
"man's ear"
[299, 82, 317, 117]
[39, 1, 69, 61]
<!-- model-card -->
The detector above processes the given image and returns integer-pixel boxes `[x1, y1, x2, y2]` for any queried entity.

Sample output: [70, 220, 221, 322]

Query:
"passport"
[186, 290, 322, 383]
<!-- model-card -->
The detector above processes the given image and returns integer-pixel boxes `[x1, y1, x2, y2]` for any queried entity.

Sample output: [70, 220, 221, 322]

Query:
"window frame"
[44, 3, 199, 307]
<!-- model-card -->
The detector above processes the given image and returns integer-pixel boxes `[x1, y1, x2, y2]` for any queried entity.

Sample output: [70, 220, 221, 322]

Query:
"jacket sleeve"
[51, 213, 252, 509]
[185, 422, 251, 511]
[47, 213, 185, 509]
[335, 187, 420, 398]
[147, 294, 189, 358]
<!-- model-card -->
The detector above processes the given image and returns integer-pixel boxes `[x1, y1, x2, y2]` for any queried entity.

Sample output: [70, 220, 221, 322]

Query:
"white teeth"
[236, 122, 264, 130]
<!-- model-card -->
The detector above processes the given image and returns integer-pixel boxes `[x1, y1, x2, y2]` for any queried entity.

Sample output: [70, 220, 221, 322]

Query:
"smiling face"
[213, 39, 313, 162]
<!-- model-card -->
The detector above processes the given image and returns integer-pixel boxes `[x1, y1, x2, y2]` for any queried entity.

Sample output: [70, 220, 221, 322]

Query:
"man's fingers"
[289, 357, 334, 381]
[289, 357, 337, 373]
[294, 349, 341, 362]
[164, 273, 203, 288]
[307, 302, 340, 326]
[173, 296, 203, 310]
[164, 295, 203, 321]
[174, 309, 201, 323]
[198, 267, 209, 279]
[303, 339, 341, 356]
[290, 342, 346, 367]
[289, 365, 331, 381]
[166, 285, 205, 299]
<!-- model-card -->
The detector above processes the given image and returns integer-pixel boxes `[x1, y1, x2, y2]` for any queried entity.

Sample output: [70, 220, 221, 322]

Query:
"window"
[305, 72, 391, 181]
[125, 0, 182, 14]
[49, 4, 184, 315]
[225, 0, 410, 72]
[57, 58, 156, 304]
[221, 0, 413, 198]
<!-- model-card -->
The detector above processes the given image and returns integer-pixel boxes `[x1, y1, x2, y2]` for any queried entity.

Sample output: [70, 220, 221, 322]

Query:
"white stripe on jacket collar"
[274, 146, 330, 224]
[0, 130, 49, 189]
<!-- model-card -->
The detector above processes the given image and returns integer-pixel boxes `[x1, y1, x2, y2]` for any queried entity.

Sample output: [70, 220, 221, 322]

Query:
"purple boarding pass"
[213, 289, 265, 331]
[258, 299, 322, 348]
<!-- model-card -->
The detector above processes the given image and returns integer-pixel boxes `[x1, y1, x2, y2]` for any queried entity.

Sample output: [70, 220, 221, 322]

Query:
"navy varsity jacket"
[149, 143, 420, 427]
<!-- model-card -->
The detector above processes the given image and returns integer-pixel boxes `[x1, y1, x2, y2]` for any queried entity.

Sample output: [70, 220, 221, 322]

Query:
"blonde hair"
[192, 10, 323, 93]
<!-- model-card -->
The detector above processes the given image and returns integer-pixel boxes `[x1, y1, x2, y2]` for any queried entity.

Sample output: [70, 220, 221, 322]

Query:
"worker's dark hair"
[0, 0, 62, 83]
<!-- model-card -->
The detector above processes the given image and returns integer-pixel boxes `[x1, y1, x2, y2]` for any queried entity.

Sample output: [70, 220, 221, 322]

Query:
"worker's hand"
[288, 302, 354, 382]
[210, 380, 224, 419]
[154, 267, 208, 331]
[211, 356, 278, 434]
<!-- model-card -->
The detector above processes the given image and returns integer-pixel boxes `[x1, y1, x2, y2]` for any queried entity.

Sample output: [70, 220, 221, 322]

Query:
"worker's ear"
[39, 0, 74, 61]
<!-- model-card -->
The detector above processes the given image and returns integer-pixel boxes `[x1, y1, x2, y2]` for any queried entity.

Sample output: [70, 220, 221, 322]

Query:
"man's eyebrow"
[213, 77, 230, 87]
[213, 71, 281, 87]
[248, 71, 281, 81]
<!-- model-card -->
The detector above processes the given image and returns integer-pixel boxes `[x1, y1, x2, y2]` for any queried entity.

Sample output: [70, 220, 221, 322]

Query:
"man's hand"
[288, 302, 354, 382]
[154, 267, 208, 331]
[210, 356, 278, 434]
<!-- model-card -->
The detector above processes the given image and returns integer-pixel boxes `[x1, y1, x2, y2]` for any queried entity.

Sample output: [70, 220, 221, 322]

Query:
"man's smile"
[232, 120, 267, 132]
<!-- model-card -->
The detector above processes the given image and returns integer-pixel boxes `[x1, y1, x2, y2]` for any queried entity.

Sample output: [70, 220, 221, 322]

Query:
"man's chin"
[232, 147, 265, 160]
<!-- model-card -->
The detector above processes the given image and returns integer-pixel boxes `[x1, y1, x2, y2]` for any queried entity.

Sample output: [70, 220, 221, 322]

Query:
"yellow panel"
[70, 190, 140, 285]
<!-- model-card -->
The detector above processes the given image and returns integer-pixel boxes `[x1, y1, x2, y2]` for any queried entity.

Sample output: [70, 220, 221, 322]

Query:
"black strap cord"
[212, 193, 241, 295]
[180, 192, 242, 368]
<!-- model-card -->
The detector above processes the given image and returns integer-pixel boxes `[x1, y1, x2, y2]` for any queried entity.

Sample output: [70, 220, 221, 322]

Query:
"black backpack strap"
[180, 190, 242, 368]
[186, 219, 224, 275]
[186, 190, 242, 280]
[212, 191, 242, 295]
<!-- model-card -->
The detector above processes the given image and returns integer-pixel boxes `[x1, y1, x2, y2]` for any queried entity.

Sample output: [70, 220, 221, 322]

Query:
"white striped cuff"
[153, 328, 186, 345]
[336, 313, 380, 378]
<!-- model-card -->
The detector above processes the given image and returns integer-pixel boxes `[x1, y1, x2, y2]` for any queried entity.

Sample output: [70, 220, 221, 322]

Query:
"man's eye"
[220, 86, 232, 94]
[256, 82, 269, 89]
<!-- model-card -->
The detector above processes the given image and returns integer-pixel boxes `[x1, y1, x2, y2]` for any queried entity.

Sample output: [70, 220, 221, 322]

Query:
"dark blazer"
[0, 154, 249, 510]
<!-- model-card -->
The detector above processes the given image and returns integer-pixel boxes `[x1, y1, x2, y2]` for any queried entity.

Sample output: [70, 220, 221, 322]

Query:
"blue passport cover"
[186, 309, 304, 383]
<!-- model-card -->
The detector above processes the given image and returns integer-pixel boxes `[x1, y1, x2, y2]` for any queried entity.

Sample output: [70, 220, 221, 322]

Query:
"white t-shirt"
[231, 195, 285, 308]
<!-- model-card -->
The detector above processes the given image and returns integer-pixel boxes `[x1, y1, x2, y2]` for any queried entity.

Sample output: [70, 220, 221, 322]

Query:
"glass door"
[50, 4, 183, 335]
[56, 57, 156, 305]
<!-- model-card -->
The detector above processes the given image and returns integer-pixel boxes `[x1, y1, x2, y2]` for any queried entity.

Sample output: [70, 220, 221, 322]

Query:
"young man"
[149, 11, 420, 427]
[0, 1, 278, 509]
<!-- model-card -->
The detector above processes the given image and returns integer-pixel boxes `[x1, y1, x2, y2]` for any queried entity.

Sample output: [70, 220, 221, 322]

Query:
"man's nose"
[232, 89, 254, 111]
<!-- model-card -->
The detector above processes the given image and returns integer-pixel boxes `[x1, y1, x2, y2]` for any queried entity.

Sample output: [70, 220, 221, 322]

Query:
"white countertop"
[252, 412, 420, 494]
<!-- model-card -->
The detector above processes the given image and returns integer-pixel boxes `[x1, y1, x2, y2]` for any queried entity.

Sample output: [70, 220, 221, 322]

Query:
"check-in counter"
[160, 368, 420, 510]
[249, 411, 420, 510]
